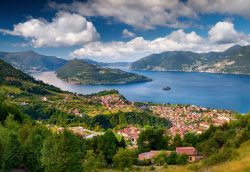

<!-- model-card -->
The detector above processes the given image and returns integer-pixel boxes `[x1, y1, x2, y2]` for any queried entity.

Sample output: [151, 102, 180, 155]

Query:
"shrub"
[113, 148, 136, 170]
[153, 152, 167, 166]
[176, 154, 188, 165]
[83, 150, 106, 172]
[204, 148, 238, 166]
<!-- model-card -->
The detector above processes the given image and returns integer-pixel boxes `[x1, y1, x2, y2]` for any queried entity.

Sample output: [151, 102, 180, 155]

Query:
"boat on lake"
[163, 86, 171, 91]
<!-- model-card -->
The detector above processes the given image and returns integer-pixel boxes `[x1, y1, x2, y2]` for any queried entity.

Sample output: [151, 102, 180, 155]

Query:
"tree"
[170, 134, 183, 149]
[83, 150, 106, 172]
[24, 126, 51, 172]
[183, 133, 199, 146]
[113, 148, 136, 170]
[41, 131, 85, 172]
[0, 100, 25, 123]
[1, 133, 23, 171]
[166, 152, 178, 165]
[138, 128, 168, 152]
[97, 130, 119, 163]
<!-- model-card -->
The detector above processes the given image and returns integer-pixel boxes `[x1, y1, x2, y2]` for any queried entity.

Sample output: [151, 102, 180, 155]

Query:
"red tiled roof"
[176, 147, 196, 156]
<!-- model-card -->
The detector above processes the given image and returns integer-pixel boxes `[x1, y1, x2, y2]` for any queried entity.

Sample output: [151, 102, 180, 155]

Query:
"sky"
[0, 0, 250, 62]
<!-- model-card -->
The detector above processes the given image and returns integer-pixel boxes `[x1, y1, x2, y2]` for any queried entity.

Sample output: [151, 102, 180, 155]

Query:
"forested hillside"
[56, 59, 152, 84]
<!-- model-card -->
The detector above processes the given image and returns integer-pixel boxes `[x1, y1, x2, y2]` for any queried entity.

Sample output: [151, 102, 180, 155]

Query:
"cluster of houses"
[98, 94, 128, 109]
[138, 147, 203, 163]
[117, 125, 140, 145]
[150, 105, 232, 137]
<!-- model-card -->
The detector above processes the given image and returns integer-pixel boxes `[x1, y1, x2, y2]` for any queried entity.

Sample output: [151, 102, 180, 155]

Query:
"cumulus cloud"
[49, 0, 250, 30]
[122, 29, 136, 38]
[49, 0, 196, 29]
[188, 0, 250, 18]
[0, 12, 99, 47]
[208, 21, 242, 44]
[70, 29, 205, 61]
[70, 22, 250, 62]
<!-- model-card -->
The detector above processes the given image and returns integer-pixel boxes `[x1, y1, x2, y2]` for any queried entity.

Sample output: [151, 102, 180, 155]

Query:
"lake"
[32, 70, 250, 113]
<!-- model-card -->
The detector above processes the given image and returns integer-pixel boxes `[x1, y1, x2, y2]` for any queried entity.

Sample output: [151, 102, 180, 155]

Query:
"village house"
[42, 96, 48, 101]
[138, 147, 202, 162]
[20, 102, 28, 106]
[176, 147, 203, 162]
[71, 108, 82, 117]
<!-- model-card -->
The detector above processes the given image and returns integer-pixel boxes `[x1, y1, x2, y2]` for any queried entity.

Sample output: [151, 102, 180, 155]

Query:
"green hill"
[56, 59, 152, 84]
[0, 50, 66, 73]
[0, 59, 63, 96]
[131, 45, 250, 75]
[0, 59, 35, 82]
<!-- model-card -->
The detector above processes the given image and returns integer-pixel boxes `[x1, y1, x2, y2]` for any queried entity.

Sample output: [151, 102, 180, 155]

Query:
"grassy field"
[203, 141, 250, 172]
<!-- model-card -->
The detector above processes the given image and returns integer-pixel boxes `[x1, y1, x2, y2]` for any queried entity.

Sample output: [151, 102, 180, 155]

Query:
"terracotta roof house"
[176, 147, 203, 162]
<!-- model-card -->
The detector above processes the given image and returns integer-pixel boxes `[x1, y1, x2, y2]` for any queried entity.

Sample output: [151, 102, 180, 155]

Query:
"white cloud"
[49, 0, 196, 29]
[70, 29, 205, 61]
[49, 0, 250, 30]
[208, 21, 242, 44]
[70, 22, 250, 62]
[122, 29, 136, 38]
[188, 0, 250, 18]
[0, 12, 99, 47]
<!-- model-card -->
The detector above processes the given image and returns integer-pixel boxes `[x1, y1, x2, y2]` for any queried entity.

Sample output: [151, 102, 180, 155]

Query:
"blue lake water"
[32, 69, 250, 113]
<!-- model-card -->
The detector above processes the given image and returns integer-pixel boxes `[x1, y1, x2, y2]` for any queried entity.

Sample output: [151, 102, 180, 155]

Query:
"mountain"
[0, 50, 67, 73]
[56, 59, 152, 84]
[130, 45, 250, 75]
[205, 45, 250, 74]
[82, 59, 131, 67]
[0, 59, 35, 83]
[0, 59, 63, 95]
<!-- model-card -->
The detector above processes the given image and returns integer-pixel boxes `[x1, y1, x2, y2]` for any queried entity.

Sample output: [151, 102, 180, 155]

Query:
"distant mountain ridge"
[0, 51, 131, 74]
[56, 59, 151, 84]
[131, 45, 250, 75]
[2, 45, 250, 76]
[82, 59, 131, 67]
[0, 50, 67, 73]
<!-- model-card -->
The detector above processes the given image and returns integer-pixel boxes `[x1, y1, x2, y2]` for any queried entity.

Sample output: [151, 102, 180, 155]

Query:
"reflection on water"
[32, 70, 250, 113]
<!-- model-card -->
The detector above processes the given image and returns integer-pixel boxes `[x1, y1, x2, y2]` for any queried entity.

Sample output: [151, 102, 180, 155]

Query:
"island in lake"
[56, 59, 152, 84]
